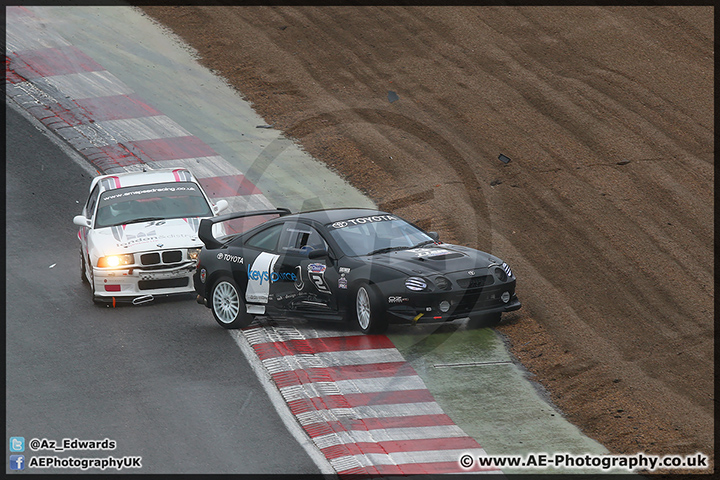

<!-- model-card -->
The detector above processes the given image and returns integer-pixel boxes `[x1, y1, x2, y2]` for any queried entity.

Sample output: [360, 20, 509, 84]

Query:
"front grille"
[163, 251, 182, 263]
[138, 278, 189, 290]
[141, 253, 161, 265]
[140, 250, 183, 266]
[457, 275, 493, 289]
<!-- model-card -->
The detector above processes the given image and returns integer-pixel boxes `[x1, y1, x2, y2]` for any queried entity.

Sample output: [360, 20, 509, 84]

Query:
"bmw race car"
[73, 168, 228, 305]
[194, 208, 521, 333]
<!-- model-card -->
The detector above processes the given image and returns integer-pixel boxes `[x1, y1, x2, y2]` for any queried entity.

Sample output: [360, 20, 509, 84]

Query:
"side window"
[244, 224, 283, 252]
[278, 223, 328, 255]
[84, 184, 100, 219]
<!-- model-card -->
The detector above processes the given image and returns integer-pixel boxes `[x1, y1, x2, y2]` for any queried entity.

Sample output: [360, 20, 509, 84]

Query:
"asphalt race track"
[5, 102, 323, 475]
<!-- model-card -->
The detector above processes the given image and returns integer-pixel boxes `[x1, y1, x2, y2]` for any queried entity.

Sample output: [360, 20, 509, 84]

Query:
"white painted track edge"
[228, 330, 337, 476]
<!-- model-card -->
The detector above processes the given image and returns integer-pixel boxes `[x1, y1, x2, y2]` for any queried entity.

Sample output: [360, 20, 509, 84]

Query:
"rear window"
[244, 224, 283, 251]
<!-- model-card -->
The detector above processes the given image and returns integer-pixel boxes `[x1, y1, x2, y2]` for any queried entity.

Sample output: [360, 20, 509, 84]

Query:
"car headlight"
[405, 276, 427, 291]
[493, 262, 514, 282]
[97, 254, 134, 268]
[434, 276, 451, 290]
[502, 262, 513, 278]
[187, 248, 202, 261]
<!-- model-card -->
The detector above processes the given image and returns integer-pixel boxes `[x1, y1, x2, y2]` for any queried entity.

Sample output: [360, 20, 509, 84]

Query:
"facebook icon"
[10, 455, 25, 470]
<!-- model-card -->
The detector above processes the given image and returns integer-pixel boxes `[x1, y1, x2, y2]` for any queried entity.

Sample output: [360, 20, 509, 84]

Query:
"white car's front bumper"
[92, 262, 197, 302]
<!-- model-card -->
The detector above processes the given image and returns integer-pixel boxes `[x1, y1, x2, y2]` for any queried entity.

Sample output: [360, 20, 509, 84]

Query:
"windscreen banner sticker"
[246, 252, 280, 304]
[101, 185, 198, 202]
[330, 214, 397, 229]
[307, 263, 331, 294]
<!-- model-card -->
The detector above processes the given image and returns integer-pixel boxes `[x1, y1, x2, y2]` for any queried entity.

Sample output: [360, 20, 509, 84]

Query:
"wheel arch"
[205, 268, 236, 300]
[346, 277, 382, 308]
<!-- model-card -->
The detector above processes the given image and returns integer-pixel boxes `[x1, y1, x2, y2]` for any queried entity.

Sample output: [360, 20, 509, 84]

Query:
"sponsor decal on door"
[246, 252, 280, 304]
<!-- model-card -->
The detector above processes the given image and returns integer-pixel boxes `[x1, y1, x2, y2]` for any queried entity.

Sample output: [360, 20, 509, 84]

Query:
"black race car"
[194, 208, 521, 334]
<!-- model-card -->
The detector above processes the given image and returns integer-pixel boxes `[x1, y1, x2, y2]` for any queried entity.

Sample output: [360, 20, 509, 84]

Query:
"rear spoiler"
[198, 208, 292, 249]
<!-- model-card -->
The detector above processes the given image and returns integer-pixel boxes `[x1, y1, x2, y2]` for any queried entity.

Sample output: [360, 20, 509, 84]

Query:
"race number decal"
[307, 263, 330, 294]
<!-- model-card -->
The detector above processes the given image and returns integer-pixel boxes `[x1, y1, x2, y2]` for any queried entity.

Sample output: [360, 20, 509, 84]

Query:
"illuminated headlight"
[405, 276, 427, 291]
[187, 248, 202, 261]
[501, 291, 510, 303]
[439, 300, 451, 312]
[98, 254, 134, 268]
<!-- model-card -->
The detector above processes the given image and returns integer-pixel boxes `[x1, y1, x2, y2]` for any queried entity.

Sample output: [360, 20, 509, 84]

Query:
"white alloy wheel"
[353, 283, 389, 334]
[213, 280, 240, 325]
[356, 286, 371, 330]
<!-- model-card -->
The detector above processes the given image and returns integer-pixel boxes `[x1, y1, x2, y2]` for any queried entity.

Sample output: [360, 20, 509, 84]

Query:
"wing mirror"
[213, 199, 229, 214]
[73, 215, 91, 227]
[308, 248, 328, 260]
[427, 231, 440, 242]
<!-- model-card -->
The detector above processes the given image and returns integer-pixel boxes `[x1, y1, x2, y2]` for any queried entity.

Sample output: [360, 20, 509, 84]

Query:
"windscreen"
[94, 182, 212, 228]
[327, 216, 434, 257]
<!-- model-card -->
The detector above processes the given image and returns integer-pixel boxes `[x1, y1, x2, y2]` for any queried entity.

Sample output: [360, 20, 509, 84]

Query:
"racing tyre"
[80, 247, 89, 284]
[82, 248, 102, 304]
[211, 277, 253, 329]
[354, 283, 388, 334]
[87, 264, 103, 304]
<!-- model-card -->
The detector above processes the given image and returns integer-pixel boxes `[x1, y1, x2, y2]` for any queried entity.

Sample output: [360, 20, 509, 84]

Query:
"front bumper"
[92, 262, 196, 302]
[384, 285, 521, 324]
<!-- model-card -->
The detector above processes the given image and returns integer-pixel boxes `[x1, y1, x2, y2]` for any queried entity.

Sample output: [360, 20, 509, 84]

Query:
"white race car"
[73, 168, 228, 305]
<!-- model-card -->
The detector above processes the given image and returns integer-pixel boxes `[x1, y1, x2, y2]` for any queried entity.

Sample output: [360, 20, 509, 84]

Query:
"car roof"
[90, 168, 198, 192]
[285, 207, 393, 225]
